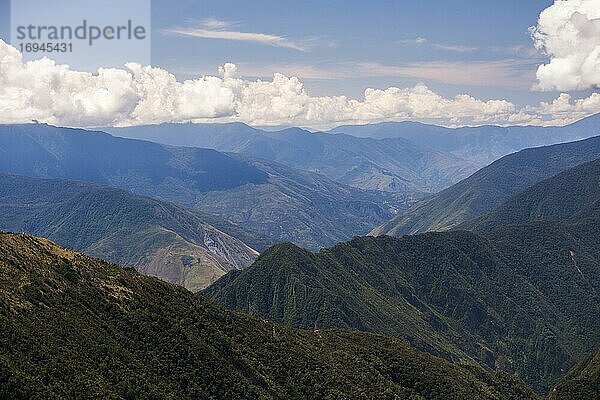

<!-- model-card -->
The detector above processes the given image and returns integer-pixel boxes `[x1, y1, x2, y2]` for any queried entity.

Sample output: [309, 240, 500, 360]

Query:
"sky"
[151, 0, 553, 100]
[0, 0, 599, 129]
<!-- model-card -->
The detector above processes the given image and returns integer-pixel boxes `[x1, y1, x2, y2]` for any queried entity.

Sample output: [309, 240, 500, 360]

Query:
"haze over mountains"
[106, 123, 476, 193]
[329, 113, 600, 165]
[373, 134, 600, 237]
[0, 124, 408, 250]
[205, 156, 600, 393]
[106, 114, 600, 195]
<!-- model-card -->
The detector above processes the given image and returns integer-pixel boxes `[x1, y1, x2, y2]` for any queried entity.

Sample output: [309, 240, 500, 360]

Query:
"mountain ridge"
[206, 222, 600, 393]
[462, 157, 600, 234]
[372, 135, 600, 237]
[105, 122, 477, 193]
[328, 113, 600, 165]
[206, 154, 600, 392]
[0, 173, 268, 291]
[0, 232, 540, 399]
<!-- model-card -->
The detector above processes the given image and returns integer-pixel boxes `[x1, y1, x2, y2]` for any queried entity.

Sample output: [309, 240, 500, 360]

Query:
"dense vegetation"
[463, 157, 600, 233]
[205, 224, 600, 394]
[372, 135, 600, 237]
[0, 173, 266, 291]
[550, 349, 600, 400]
[0, 232, 540, 399]
[0, 124, 409, 249]
[207, 156, 600, 393]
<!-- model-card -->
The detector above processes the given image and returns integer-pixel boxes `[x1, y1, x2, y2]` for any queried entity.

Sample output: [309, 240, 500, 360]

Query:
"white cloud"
[0, 40, 598, 129]
[163, 19, 308, 52]
[531, 92, 600, 123]
[398, 37, 427, 45]
[433, 44, 478, 53]
[200, 18, 235, 30]
[531, 0, 600, 91]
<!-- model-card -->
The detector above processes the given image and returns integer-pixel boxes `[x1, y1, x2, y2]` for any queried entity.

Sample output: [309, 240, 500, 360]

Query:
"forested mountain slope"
[205, 224, 600, 394]
[550, 349, 600, 400]
[372, 136, 600, 237]
[0, 232, 539, 400]
[463, 157, 600, 234]
[207, 156, 600, 391]
[0, 173, 270, 291]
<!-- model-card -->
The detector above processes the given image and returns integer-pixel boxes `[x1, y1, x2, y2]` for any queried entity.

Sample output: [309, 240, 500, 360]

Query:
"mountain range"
[106, 123, 477, 193]
[107, 115, 600, 196]
[0, 124, 409, 249]
[205, 155, 600, 393]
[329, 113, 600, 165]
[372, 135, 600, 237]
[0, 232, 540, 400]
[0, 120, 599, 397]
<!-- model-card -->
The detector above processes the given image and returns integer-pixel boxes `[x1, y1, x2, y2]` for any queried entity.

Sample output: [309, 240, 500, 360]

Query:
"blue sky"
[149, 0, 557, 103]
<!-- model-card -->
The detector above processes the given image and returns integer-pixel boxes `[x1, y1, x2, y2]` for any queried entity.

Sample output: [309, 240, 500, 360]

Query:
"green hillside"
[0, 174, 268, 291]
[0, 232, 539, 399]
[205, 225, 600, 393]
[463, 158, 600, 233]
[207, 156, 600, 392]
[550, 350, 600, 400]
[372, 136, 600, 237]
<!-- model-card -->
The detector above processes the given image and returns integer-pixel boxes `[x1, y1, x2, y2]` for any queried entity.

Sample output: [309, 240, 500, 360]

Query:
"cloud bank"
[532, 0, 600, 91]
[0, 40, 598, 129]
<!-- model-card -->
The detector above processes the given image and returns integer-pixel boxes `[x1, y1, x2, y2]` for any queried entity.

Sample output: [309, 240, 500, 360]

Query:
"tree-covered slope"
[0, 173, 266, 291]
[0, 232, 539, 400]
[549, 349, 600, 400]
[372, 135, 600, 237]
[205, 224, 600, 393]
[0, 124, 408, 249]
[463, 157, 600, 234]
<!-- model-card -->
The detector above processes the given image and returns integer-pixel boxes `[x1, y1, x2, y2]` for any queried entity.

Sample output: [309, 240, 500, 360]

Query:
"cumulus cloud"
[0, 40, 598, 129]
[532, 0, 600, 91]
[533, 92, 600, 123]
